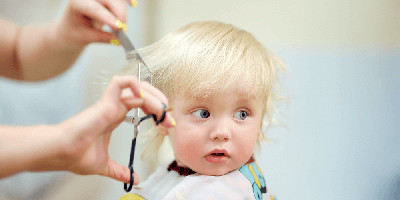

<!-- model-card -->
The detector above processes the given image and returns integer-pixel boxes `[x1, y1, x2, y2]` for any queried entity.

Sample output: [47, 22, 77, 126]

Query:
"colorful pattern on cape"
[239, 162, 267, 200]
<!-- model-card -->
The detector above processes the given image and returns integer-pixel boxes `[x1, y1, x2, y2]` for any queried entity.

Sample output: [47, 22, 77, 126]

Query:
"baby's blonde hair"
[122, 21, 284, 169]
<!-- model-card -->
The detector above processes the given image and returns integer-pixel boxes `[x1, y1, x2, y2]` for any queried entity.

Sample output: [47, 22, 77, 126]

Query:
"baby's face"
[167, 86, 263, 175]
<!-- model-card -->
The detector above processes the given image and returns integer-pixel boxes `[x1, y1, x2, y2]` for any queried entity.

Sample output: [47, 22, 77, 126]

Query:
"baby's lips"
[206, 149, 230, 157]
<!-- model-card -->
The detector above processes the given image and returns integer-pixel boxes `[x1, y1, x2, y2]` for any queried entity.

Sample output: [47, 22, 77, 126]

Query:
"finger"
[104, 76, 141, 102]
[140, 82, 175, 127]
[139, 88, 174, 128]
[99, 76, 144, 127]
[140, 82, 169, 105]
[163, 112, 176, 128]
[127, 0, 137, 7]
[133, 171, 140, 185]
[102, 159, 140, 185]
[105, 76, 174, 127]
[101, 0, 128, 23]
[74, 0, 120, 30]
[138, 88, 163, 116]
[92, 20, 104, 31]
[121, 96, 144, 109]
[79, 26, 115, 43]
[101, 159, 131, 183]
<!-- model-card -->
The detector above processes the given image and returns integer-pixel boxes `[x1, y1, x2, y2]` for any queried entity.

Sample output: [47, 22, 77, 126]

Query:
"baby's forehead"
[178, 85, 262, 102]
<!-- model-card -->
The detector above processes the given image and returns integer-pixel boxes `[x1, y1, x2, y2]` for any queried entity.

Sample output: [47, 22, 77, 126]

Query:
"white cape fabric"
[132, 161, 273, 200]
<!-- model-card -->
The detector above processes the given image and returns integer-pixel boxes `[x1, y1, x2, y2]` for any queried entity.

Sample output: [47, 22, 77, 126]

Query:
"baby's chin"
[177, 160, 242, 176]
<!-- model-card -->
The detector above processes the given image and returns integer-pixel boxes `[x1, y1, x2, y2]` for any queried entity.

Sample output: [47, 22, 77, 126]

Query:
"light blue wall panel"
[259, 48, 400, 200]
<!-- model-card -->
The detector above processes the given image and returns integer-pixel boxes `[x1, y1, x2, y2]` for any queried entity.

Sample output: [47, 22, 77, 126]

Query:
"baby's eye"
[192, 109, 210, 118]
[233, 110, 248, 120]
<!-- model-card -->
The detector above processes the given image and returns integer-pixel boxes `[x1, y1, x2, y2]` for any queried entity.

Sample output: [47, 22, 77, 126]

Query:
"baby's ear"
[155, 125, 169, 136]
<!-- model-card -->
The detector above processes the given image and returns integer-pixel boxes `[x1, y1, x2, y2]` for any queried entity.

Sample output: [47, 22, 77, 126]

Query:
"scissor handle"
[124, 138, 136, 192]
[122, 104, 168, 193]
[124, 166, 134, 192]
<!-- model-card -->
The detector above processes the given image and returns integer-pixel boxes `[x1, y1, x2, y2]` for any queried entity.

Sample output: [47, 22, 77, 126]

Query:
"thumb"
[101, 159, 140, 185]
[82, 28, 114, 43]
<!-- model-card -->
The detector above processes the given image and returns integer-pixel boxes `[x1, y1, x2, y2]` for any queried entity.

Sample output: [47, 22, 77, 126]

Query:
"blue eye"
[192, 109, 210, 118]
[234, 110, 248, 120]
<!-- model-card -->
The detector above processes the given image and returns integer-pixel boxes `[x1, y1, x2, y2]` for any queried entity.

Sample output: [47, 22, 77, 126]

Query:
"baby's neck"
[167, 160, 196, 176]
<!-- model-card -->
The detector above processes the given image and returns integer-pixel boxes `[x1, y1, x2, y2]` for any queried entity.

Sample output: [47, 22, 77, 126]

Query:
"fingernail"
[165, 106, 174, 112]
[131, 0, 137, 7]
[110, 39, 120, 46]
[115, 20, 128, 32]
[140, 90, 145, 98]
[171, 117, 176, 127]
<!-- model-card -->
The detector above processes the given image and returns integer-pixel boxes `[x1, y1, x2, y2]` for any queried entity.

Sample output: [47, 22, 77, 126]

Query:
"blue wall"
[0, 54, 87, 198]
[259, 47, 400, 199]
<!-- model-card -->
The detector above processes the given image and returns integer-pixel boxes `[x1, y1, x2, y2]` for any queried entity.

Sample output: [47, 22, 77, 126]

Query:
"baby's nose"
[209, 119, 232, 141]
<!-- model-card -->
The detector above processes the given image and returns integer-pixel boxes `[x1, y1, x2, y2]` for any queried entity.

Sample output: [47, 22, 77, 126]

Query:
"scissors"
[113, 29, 159, 192]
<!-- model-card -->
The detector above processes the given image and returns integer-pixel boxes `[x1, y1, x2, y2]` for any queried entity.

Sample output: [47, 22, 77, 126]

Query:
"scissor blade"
[113, 30, 134, 54]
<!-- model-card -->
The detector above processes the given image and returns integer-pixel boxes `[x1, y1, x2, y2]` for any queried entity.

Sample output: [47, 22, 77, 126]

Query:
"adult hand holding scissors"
[1, 0, 136, 80]
[0, 76, 175, 184]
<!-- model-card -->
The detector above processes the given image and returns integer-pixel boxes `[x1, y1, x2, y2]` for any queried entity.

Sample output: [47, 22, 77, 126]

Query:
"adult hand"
[57, 0, 135, 46]
[58, 75, 174, 183]
[1, 0, 138, 80]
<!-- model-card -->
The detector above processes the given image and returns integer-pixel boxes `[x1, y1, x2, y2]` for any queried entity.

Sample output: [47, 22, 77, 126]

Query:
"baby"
[121, 21, 283, 200]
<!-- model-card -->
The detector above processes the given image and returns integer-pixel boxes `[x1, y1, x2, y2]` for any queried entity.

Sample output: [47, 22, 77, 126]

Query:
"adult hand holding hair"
[0, 0, 135, 81]
[0, 75, 175, 183]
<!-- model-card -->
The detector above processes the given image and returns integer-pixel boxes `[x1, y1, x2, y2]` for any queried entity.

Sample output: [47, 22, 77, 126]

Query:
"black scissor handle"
[124, 166, 134, 192]
[122, 104, 168, 193]
[123, 138, 136, 192]
[137, 103, 167, 125]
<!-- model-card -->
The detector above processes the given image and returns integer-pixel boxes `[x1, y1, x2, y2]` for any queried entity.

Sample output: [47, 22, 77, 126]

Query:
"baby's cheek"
[237, 136, 258, 158]
[175, 138, 198, 159]
[181, 140, 201, 158]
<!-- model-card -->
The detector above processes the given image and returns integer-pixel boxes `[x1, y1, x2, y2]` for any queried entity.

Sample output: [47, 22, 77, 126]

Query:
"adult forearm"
[16, 22, 86, 81]
[0, 125, 66, 179]
[0, 19, 20, 79]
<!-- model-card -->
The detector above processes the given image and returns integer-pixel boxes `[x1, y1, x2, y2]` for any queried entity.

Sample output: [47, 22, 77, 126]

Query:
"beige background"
[148, 0, 400, 46]
[84, 0, 400, 104]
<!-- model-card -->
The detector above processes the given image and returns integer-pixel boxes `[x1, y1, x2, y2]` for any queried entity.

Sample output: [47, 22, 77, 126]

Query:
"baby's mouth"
[204, 149, 230, 164]
[210, 153, 226, 156]
[207, 149, 230, 157]
[205, 149, 230, 163]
